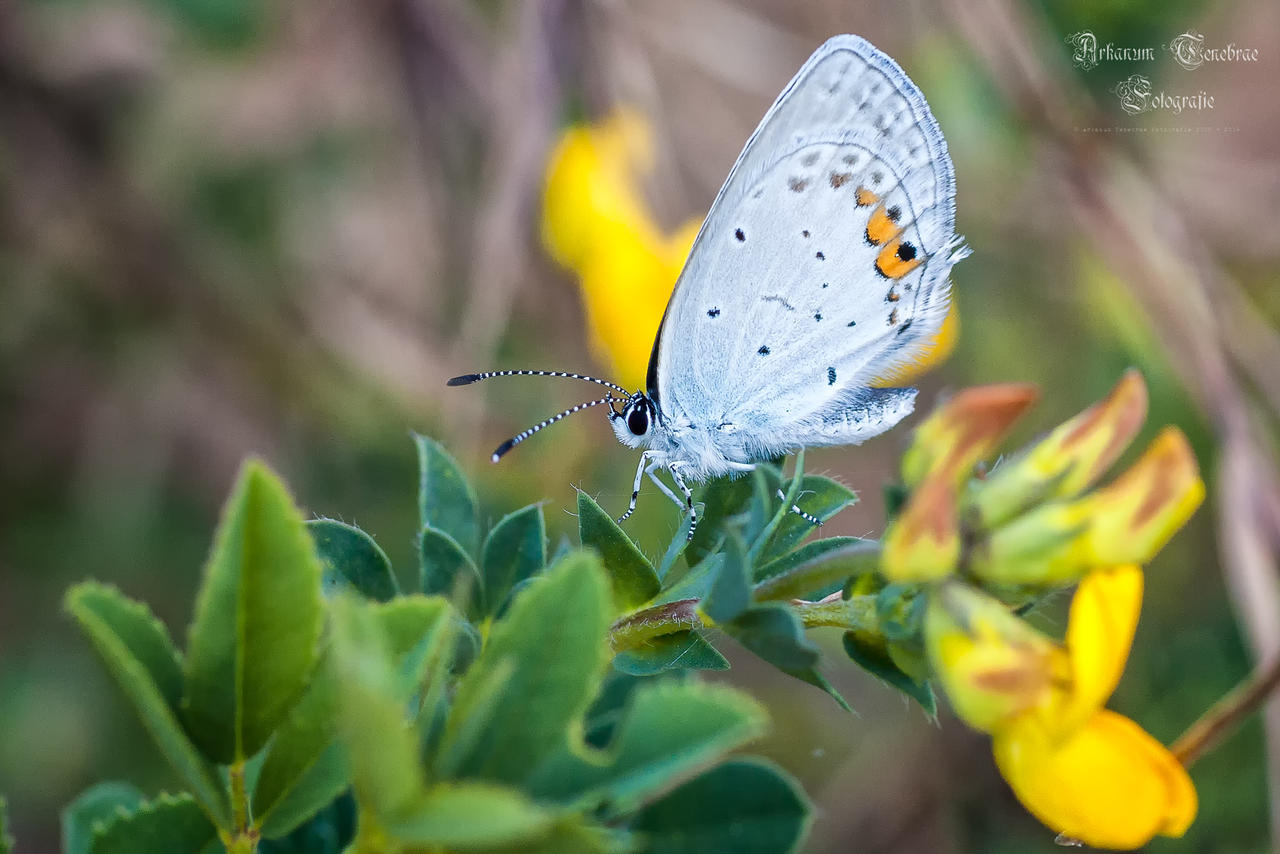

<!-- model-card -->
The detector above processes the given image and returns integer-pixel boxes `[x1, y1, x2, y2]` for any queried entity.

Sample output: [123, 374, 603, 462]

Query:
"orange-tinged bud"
[881, 475, 961, 582]
[924, 583, 1061, 732]
[972, 371, 1148, 528]
[902, 384, 1039, 488]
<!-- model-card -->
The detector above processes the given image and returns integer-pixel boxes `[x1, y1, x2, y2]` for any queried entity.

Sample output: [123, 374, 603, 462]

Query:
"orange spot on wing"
[855, 186, 879, 207]
[877, 239, 923, 279]
[866, 204, 900, 245]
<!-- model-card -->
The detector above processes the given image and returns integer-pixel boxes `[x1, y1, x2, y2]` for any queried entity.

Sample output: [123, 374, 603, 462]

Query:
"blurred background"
[2, 0, 1278, 850]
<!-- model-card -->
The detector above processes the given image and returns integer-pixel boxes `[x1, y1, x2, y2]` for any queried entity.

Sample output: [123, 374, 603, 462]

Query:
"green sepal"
[753, 539, 879, 601]
[629, 759, 811, 854]
[65, 583, 230, 827]
[577, 491, 661, 609]
[89, 793, 218, 854]
[728, 604, 820, 673]
[842, 631, 937, 717]
[481, 504, 546, 618]
[875, 583, 927, 643]
[414, 432, 480, 556]
[308, 519, 398, 602]
[183, 460, 324, 763]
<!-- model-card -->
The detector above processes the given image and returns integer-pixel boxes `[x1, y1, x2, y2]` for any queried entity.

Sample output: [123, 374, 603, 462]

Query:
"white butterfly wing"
[651, 35, 965, 448]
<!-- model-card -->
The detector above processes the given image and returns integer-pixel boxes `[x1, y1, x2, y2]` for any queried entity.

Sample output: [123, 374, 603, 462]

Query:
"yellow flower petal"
[972, 370, 1148, 528]
[1059, 566, 1143, 731]
[994, 709, 1197, 849]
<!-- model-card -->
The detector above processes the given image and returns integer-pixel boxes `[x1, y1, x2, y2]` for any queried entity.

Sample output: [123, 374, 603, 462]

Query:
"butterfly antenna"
[448, 369, 628, 396]
[490, 396, 617, 463]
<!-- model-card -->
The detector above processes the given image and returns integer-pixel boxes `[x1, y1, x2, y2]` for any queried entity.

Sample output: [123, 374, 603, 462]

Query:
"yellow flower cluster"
[540, 110, 957, 390]
[885, 371, 1203, 849]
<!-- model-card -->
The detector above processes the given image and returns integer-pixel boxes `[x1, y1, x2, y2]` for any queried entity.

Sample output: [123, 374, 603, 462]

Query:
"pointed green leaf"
[64, 782, 145, 854]
[758, 475, 856, 563]
[630, 759, 811, 854]
[419, 525, 484, 617]
[414, 433, 480, 556]
[729, 605, 820, 672]
[252, 659, 347, 839]
[530, 681, 767, 811]
[494, 821, 634, 854]
[308, 519, 398, 602]
[577, 491, 661, 609]
[612, 631, 729, 675]
[257, 792, 356, 854]
[183, 460, 324, 763]
[702, 536, 750, 624]
[90, 794, 218, 854]
[652, 553, 722, 607]
[753, 539, 880, 601]
[437, 551, 612, 785]
[65, 584, 230, 827]
[384, 783, 555, 849]
[328, 596, 428, 821]
[686, 476, 753, 567]
[656, 516, 692, 581]
[481, 504, 546, 618]
[842, 631, 937, 716]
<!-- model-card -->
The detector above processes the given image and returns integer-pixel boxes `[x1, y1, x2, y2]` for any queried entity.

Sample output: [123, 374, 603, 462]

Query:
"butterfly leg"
[618, 451, 662, 524]
[667, 463, 698, 541]
[775, 489, 823, 528]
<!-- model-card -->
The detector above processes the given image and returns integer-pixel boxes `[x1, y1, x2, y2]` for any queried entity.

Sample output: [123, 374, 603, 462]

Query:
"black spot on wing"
[758, 345, 771, 355]
[828, 367, 837, 385]
[816, 251, 825, 261]
[735, 228, 745, 242]
[707, 308, 720, 318]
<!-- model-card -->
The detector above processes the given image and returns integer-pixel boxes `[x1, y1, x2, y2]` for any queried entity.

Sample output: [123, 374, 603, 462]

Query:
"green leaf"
[612, 631, 729, 675]
[415, 433, 480, 556]
[686, 475, 754, 567]
[0, 796, 11, 854]
[630, 759, 811, 854]
[842, 632, 937, 716]
[757, 475, 856, 563]
[384, 783, 555, 849]
[419, 525, 484, 617]
[308, 519, 398, 602]
[729, 605, 819, 673]
[436, 551, 612, 786]
[577, 491, 661, 609]
[63, 782, 145, 854]
[702, 536, 750, 625]
[65, 583, 230, 827]
[183, 460, 325, 763]
[530, 681, 767, 812]
[252, 659, 347, 839]
[481, 504, 546, 618]
[753, 539, 880, 601]
[328, 596, 428, 821]
[655, 516, 692, 581]
[90, 794, 218, 854]
[651, 553, 722, 607]
[257, 792, 356, 854]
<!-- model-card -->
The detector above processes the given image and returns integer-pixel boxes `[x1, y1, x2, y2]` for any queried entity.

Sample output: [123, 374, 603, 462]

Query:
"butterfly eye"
[626, 405, 650, 436]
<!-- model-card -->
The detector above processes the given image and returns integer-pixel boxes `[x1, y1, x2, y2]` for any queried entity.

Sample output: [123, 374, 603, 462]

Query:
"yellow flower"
[541, 108, 960, 390]
[926, 567, 1197, 848]
[900, 383, 1039, 488]
[541, 109, 698, 390]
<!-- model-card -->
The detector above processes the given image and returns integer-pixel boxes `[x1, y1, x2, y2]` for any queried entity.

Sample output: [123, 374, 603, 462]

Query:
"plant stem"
[224, 759, 257, 854]
[792, 594, 879, 630]
[1172, 653, 1280, 767]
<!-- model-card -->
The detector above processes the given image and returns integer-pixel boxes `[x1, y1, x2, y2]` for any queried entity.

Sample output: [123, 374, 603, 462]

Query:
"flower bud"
[901, 384, 1038, 488]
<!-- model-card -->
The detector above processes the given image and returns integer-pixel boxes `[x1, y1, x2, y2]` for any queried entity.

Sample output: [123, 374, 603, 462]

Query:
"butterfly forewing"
[653, 35, 963, 436]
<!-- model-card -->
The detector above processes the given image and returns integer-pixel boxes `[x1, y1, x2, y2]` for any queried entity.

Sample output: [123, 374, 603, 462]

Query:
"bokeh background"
[3, 0, 1279, 851]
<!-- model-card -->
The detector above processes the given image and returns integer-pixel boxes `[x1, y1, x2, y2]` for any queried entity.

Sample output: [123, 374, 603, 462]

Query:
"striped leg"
[618, 451, 659, 524]
[668, 464, 698, 541]
[776, 489, 823, 527]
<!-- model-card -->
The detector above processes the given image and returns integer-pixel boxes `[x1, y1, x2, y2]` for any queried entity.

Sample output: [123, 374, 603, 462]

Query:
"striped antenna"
[448, 369, 628, 396]
[491, 396, 617, 462]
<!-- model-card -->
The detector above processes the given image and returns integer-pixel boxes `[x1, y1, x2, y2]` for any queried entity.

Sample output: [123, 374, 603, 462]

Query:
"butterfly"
[450, 34, 967, 539]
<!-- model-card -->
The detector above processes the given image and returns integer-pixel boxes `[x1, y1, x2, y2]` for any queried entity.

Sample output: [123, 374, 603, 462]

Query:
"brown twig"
[1173, 652, 1280, 767]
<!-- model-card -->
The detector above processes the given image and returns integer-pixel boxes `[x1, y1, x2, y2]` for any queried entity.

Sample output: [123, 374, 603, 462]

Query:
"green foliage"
[70, 435, 972, 853]
[183, 460, 324, 763]
[309, 519, 398, 602]
[0, 796, 12, 854]
[90, 793, 217, 854]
